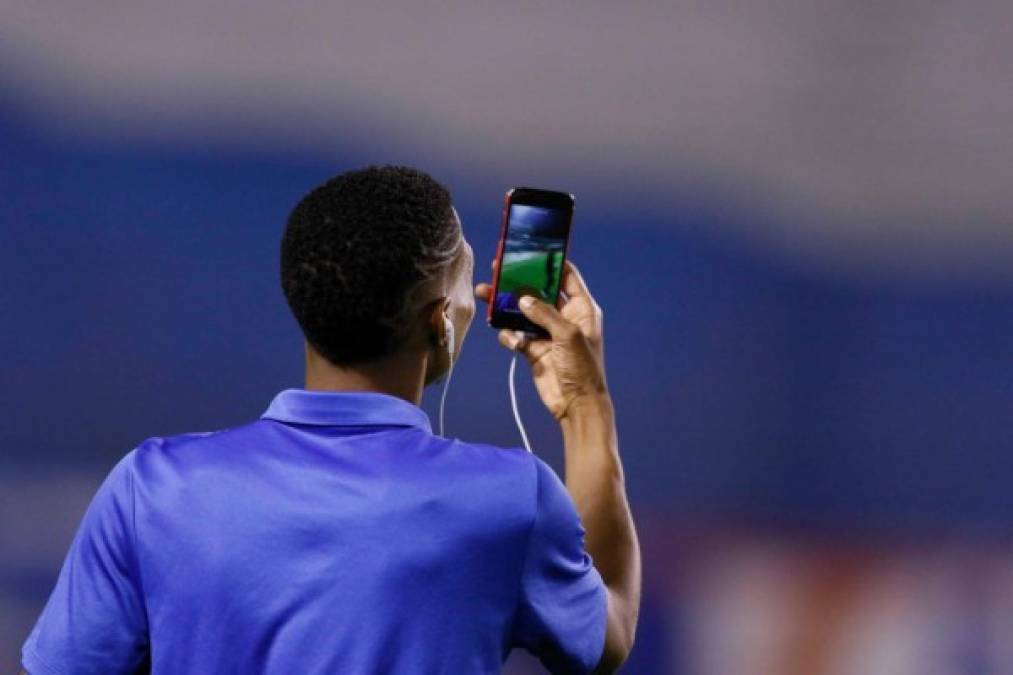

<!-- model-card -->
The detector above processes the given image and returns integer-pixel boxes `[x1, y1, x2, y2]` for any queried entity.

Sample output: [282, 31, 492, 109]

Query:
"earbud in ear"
[444, 316, 455, 358]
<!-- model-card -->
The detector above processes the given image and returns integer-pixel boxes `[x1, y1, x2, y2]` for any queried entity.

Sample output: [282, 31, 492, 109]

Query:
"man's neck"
[302, 343, 428, 406]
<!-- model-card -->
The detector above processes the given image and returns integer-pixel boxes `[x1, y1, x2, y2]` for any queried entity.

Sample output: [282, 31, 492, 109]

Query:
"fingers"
[560, 260, 593, 302]
[474, 259, 500, 303]
[498, 329, 525, 351]
[498, 329, 551, 362]
[474, 282, 493, 303]
[478, 258, 590, 342]
[517, 295, 579, 341]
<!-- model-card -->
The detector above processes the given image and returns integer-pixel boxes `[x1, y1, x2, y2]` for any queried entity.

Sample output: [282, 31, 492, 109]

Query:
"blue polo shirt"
[22, 388, 607, 674]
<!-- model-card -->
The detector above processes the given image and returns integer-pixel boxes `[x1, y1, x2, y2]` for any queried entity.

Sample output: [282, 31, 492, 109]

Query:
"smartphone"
[487, 187, 575, 337]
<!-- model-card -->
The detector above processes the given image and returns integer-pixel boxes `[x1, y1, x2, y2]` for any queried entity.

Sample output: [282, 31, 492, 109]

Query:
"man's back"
[22, 167, 640, 674]
[22, 389, 607, 674]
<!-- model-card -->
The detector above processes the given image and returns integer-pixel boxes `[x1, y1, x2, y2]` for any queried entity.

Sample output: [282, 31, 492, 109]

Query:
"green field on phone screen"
[500, 250, 563, 302]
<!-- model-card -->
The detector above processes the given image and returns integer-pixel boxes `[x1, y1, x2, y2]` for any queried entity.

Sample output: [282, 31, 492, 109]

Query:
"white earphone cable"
[438, 348, 455, 437]
[509, 350, 533, 453]
[438, 329, 531, 453]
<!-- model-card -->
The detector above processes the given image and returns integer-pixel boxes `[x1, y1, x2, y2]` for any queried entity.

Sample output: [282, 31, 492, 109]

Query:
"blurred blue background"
[2, 2, 1012, 673]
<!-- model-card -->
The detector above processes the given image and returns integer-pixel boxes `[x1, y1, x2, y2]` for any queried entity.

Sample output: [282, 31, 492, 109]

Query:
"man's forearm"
[560, 393, 641, 662]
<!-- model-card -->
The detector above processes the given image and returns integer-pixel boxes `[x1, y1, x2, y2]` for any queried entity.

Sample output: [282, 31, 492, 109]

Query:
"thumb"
[518, 295, 575, 340]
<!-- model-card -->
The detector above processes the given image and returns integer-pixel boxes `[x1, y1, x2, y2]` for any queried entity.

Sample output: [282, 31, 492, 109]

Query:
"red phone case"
[487, 188, 574, 334]
[486, 190, 515, 325]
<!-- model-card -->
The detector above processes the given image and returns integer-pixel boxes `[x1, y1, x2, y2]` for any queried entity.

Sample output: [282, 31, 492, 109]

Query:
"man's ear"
[425, 297, 450, 348]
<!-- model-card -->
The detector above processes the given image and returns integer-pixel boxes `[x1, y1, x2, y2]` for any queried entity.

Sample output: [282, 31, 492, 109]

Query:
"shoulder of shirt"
[430, 435, 536, 462]
[122, 424, 546, 486]
[429, 436, 548, 493]
[431, 437, 545, 520]
[123, 420, 265, 462]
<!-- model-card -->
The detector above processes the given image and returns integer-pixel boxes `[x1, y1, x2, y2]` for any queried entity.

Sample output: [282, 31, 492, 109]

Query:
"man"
[21, 165, 640, 674]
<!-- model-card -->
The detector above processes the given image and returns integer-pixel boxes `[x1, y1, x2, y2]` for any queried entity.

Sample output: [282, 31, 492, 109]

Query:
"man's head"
[281, 165, 475, 385]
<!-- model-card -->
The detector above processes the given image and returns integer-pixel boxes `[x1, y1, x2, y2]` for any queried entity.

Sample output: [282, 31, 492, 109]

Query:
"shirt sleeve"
[22, 450, 149, 675]
[511, 455, 608, 674]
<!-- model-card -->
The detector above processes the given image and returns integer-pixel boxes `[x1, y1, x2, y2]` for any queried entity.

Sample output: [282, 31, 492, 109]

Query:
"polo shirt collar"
[261, 388, 432, 433]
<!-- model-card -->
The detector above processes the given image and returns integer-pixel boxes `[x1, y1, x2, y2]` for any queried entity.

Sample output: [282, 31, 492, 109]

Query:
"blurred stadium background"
[2, 2, 1012, 673]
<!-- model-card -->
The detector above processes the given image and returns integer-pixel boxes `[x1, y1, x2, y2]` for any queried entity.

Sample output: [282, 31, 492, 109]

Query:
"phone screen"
[493, 202, 571, 324]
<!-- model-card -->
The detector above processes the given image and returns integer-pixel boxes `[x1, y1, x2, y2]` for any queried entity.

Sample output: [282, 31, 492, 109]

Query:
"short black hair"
[281, 165, 461, 365]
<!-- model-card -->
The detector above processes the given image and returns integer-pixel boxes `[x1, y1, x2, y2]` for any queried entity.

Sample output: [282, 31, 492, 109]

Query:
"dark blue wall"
[2, 105, 1011, 535]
